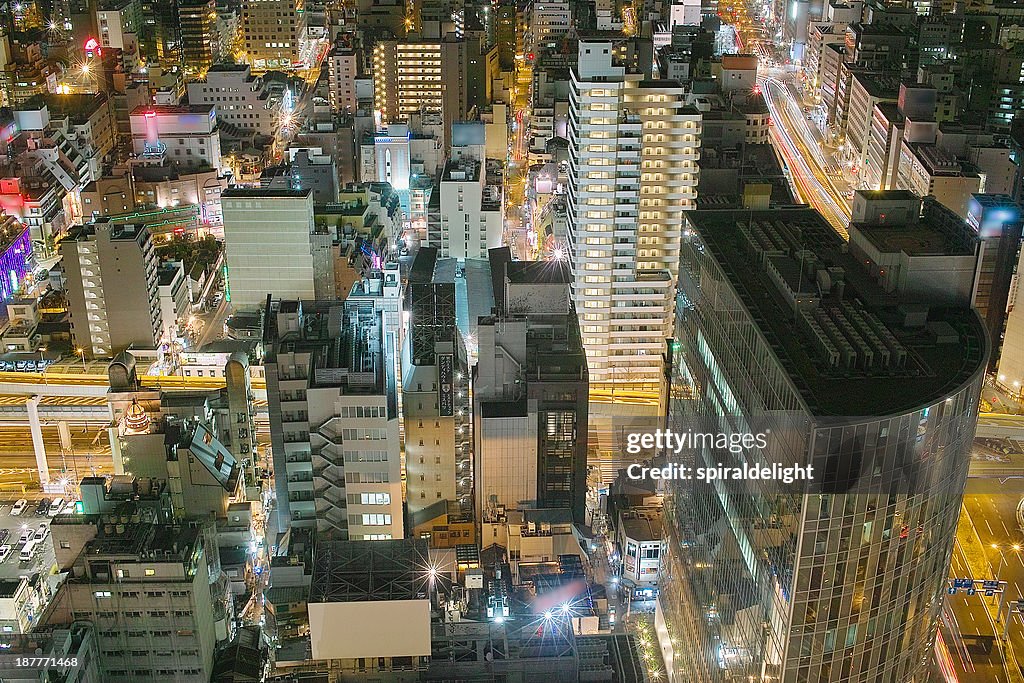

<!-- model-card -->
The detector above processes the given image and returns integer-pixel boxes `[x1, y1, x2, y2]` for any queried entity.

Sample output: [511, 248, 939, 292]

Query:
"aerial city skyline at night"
[0, 0, 1021, 680]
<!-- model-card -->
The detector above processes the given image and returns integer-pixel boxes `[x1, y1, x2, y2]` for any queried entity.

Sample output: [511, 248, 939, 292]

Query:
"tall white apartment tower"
[567, 41, 701, 391]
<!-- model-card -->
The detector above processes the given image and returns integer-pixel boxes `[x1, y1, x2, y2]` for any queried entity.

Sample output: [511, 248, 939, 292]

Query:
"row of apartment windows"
[347, 492, 391, 505]
[339, 428, 387, 440]
[103, 649, 198, 658]
[108, 670, 202, 677]
[337, 405, 385, 418]
[349, 513, 393, 526]
[105, 590, 187, 599]
[343, 450, 389, 463]
[92, 604, 194, 619]
[98, 628, 193, 638]
[345, 472, 390, 483]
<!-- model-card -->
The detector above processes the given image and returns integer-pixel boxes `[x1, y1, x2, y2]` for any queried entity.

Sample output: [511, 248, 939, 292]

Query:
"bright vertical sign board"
[438, 353, 454, 417]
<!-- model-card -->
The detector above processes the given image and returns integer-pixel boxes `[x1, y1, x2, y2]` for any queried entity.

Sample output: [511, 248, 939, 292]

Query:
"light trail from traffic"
[727, 0, 852, 239]
[935, 631, 962, 683]
[761, 76, 851, 237]
[0, 370, 266, 392]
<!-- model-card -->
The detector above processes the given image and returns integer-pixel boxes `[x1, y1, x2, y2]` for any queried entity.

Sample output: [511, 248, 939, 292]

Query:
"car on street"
[49, 497, 64, 517]
[18, 529, 31, 544]
[10, 499, 27, 516]
[0, 545, 11, 562]
[33, 523, 48, 542]
[34, 499, 49, 515]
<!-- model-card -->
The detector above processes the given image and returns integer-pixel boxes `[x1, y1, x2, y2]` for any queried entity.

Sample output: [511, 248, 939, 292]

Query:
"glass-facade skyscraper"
[657, 204, 989, 682]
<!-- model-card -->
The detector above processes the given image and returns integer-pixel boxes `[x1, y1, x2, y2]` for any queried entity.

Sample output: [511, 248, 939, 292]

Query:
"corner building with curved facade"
[657, 200, 989, 683]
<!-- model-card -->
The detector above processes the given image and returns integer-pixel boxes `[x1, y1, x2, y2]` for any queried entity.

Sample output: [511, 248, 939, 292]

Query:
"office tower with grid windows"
[566, 39, 701, 393]
[241, 0, 305, 72]
[178, 0, 218, 73]
[657, 203, 988, 682]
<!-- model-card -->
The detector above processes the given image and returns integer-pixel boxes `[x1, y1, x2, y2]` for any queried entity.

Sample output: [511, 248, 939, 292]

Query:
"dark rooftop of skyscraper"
[681, 207, 988, 416]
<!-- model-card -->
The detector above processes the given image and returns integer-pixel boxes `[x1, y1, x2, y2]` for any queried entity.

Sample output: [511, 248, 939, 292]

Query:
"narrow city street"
[586, 509, 667, 680]
[504, 54, 536, 261]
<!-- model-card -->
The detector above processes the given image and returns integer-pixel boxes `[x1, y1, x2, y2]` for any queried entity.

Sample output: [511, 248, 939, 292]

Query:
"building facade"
[264, 299, 404, 540]
[241, 0, 305, 71]
[567, 40, 701, 391]
[371, 37, 473, 148]
[221, 188, 333, 310]
[185, 65, 275, 137]
[326, 43, 358, 114]
[657, 205, 988, 683]
[128, 105, 223, 170]
[178, 0, 218, 73]
[436, 150, 503, 259]
[474, 253, 589, 523]
[42, 523, 218, 682]
[402, 248, 471, 516]
[60, 220, 162, 358]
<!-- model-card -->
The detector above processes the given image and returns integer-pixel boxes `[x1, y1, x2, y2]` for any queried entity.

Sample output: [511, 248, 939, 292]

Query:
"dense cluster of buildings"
[800, 1, 1024, 211]
[1, 0, 1024, 681]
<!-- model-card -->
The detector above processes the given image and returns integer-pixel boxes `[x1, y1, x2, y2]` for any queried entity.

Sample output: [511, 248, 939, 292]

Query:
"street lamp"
[992, 543, 1022, 577]
[76, 347, 87, 371]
